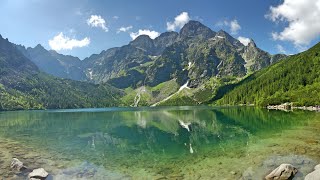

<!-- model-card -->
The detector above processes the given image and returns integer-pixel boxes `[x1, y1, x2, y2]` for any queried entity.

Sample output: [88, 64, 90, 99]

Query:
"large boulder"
[28, 168, 49, 180]
[10, 158, 26, 171]
[305, 164, 320, 180]
[265, 164, 298, 180]
[314, 164, 320, 170]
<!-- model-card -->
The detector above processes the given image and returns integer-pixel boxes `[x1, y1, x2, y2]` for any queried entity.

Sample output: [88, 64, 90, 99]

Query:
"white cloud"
[276, 44, 287, 54]
[237, 36, 251, 46]
[216, 19, 241, 35]
[230, 20, 241, 35]
[130, 29, 160, 40]
[193, 16, 204, 22]
[167, 12, 190, 31]
[87, 15, 108, 32]
[48, 32, 90, 51]
[117, 26, 133, 33]
[266, 0, 320, 45]
[113, 16, 119, 20]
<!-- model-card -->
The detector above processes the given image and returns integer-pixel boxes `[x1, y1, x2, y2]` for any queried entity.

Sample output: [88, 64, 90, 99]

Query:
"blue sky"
[1, 0, 320, 59]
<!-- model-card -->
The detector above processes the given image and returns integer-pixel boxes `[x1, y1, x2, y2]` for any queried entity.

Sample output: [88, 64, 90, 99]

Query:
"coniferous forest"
[215, 43, 320, 106]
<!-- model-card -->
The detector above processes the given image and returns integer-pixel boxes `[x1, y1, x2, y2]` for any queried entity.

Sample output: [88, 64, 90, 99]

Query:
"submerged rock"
[265, 164, 297, 180]
[54, 161, 130, 179]
[10, 158, 26, 171]
[242, 155, 316, 179]
[28, 168, 49, 180]
[305, 164, 320, 180]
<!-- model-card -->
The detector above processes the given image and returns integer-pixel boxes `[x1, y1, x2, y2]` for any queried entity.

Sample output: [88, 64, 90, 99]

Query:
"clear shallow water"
[0, 106, 320, 179]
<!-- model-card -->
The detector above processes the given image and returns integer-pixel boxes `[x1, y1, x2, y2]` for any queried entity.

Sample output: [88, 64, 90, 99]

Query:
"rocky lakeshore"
[4, 155, 320, 179]
[0, 137, 130, 179]
[248, 155, 320, 180]
[267, 103, 320, 112]
[1, 131, 320, 180]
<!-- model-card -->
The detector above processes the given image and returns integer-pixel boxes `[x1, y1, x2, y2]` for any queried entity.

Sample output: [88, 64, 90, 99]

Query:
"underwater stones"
[305, 139, 319, 145]
[265, 164, 298, 180]
[295, 146, 307, 154]
[230, 171, 237, 175]
[249, 155, 317, 179]
[28, 168, 49, 180]
[157, 167, 174, 176]
[10, 158, 26, 171]
[242, 167, 254, 179]
[305, 164, 320, 180]
[55, 161, 129, 179]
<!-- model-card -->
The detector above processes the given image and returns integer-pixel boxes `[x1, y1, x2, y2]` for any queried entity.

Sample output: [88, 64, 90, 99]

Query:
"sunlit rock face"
[82, 21, 285, 89]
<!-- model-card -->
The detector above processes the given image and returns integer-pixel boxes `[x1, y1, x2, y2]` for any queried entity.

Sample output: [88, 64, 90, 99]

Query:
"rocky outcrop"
[265, 164, 298, 180]
[267, 103, 293, 111]
[305, 164, 320, 180]
[28, 168, 49, 180]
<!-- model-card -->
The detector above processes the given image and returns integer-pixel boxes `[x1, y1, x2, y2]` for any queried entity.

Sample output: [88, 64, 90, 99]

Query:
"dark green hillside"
[215, 42, 320, 106]
[0, 35, 123, 111]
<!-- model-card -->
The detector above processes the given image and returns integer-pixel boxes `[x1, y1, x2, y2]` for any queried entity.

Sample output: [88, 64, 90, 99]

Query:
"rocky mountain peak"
[28, 44, 47, 54]
[179, 20, 215, 39]
[0, 35, 9, 44]
[154, 32, 179, 44]
[35, 44, 44, 49]
[216, 30, 236, 41]
[0, 34, 39, 73]
[216, 30, 243, 47]
[248, 39, 257, 48]
[216, 30, 229, 36]
[153, 32, 179, 54]
[130, 35, 153, 46]
[129, 35, 155, 53]
[156, 31, 179, 38]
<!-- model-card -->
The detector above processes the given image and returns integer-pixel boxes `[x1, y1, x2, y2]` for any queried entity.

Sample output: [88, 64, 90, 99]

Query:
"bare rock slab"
[265, 163, 298, 180]
[28, 168, 49, 180]
[305, 164, 320, 180]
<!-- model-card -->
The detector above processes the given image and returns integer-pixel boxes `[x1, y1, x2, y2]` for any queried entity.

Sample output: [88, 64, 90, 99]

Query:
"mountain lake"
[0, 106, 320, 179]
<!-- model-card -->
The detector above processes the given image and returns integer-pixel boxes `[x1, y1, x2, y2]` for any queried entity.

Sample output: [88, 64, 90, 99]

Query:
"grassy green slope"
[215, 42, 320, 106]
[120, 79, 180, 106]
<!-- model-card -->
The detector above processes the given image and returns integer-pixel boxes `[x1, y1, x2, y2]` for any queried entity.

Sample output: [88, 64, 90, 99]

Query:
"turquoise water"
[0, 106, 320, 179]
